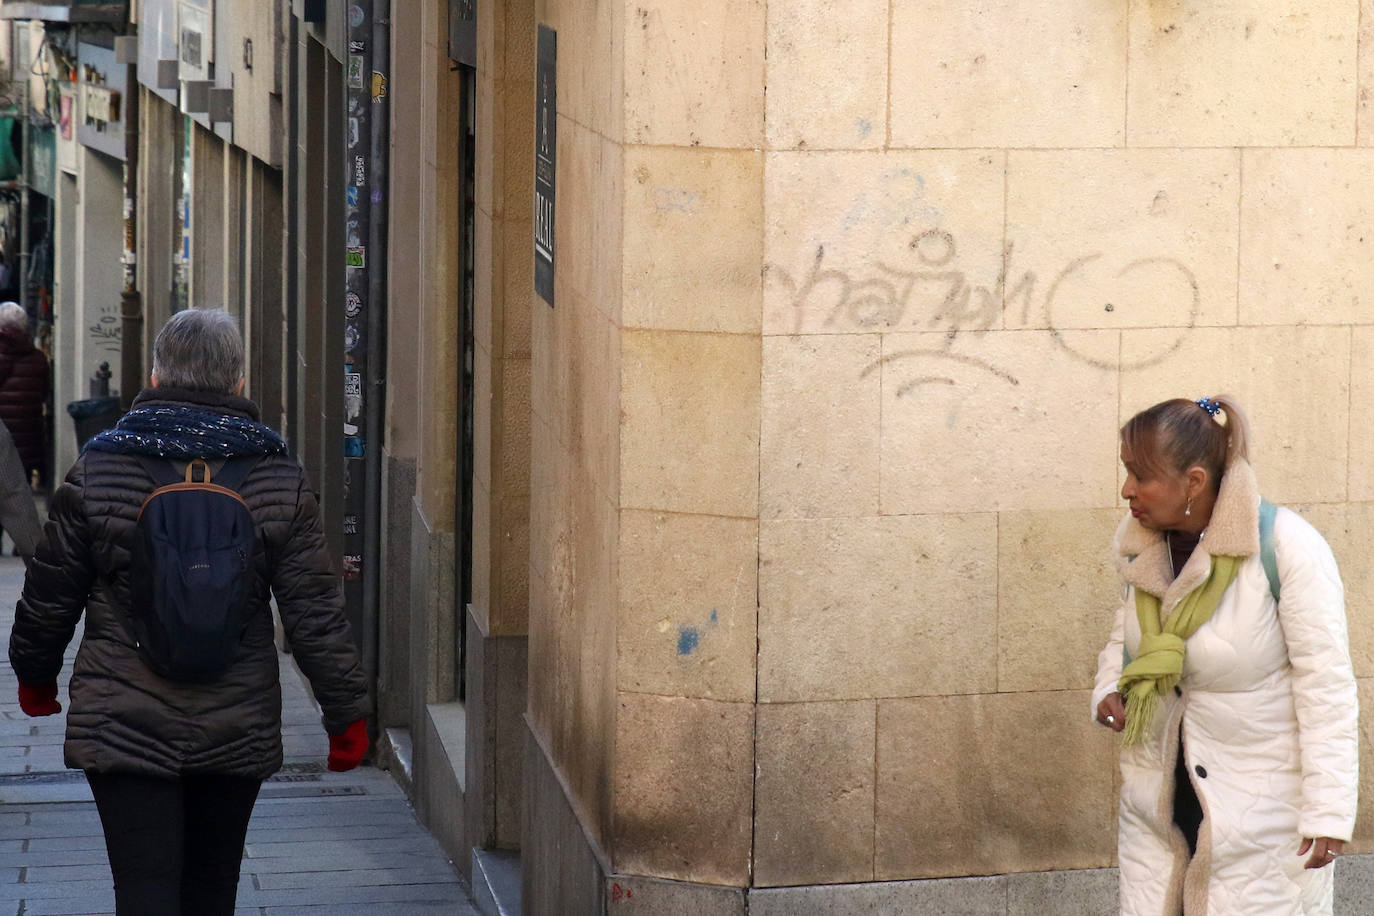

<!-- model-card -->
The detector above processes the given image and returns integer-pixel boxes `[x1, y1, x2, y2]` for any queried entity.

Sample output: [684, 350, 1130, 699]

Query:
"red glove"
[18, 682, 61, 717]
[327, 718, 369, 772]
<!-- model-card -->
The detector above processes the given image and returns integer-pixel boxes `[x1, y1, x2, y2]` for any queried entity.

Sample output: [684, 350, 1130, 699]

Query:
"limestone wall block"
[474, 340, 494, 497]
[624, 0, 765, 148]
[1119, 326, 1350, 504]
[570, 474, 619, 837]
[1361, 1, 1374, 145]
[612, 692, 754, 884]
[878, 330, 1120, 514]
[875, 692, 1116, 879]
[999, 509, 1125, 693]
[766, 0, 888, 150]
[569, 304, 620, 501]
[620, 330, 760, 517]
[528, 413, 554, 579]
[472, 474, 492, 627]
[761, 334, 880, 520]
[476, 206, 496, 354]
[493, 493, 532, 635]
[1287, 503, 1374, 679]
[496, 357, 533, 498]
[1240, 149, 1374, 326]
[758, 514, 997, 702]
[555, 123, 600, 323]
[754, 700, 876, 886]
[538, 0, 624, 142]
[1006, 149, 1240, 332]
[1351, 329, 1374, 501]
[525, 458, 618, 843]
[593, 135, 626, 324]
[529, 281, 565, 446]
[619, 510, 758, 701]
[763, 150, 1004, 337]
[552, 126, 624, 323]
[624, 147, 763, 334]
[1127, 0, 1357, 147]
[889, 0, 1126, 148]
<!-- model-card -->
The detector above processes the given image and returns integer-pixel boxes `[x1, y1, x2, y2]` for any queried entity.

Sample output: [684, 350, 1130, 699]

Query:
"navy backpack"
[128, 455, 259, 683]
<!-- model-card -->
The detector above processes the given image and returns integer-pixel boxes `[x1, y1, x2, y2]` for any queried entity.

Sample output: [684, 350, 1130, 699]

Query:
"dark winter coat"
[0, 327, 48, 475]
[8, 387, 371, 779]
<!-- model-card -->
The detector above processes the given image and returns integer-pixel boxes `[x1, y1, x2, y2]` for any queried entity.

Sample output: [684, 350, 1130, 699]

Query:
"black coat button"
[1195, 765, 1207, 779]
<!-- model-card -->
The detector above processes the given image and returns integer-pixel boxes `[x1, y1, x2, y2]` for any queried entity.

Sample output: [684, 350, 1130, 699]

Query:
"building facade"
[4, 0, 1374, 913]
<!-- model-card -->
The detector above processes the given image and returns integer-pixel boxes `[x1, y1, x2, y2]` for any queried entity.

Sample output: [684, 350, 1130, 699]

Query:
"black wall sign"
[534, 25, 556, 307]
[448, 0, 476, 67]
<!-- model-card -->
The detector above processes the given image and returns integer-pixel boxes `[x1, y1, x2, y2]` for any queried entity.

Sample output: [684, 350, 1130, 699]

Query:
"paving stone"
[0, 556, 478, 915]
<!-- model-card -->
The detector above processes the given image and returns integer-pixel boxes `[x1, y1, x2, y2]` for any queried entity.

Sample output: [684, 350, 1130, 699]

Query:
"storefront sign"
[28, 125, 55, 198]
[177, 1, 211, 83]
[534, 25, 556, 307]
[78, 43, 128, 161]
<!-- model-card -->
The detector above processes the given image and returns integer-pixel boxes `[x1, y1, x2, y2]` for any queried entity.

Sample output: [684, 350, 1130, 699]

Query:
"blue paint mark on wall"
[677, 626, 700, 655]
[710, 608, 718, 625]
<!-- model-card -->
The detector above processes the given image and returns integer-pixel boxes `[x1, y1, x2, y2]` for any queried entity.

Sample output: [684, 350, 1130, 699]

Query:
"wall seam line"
[885, 0, 894, 149]
[1358, 0, 1364, 147]
[1235, 148, 1243, 327]
[1001, 149, 1010, 333]
[1123, 0, 1131, 146]
[750, 77, 766, 887]
[872, 697, 879, 881]
[1348, 324, 1355, 503]
[994, 511, 1001, 694]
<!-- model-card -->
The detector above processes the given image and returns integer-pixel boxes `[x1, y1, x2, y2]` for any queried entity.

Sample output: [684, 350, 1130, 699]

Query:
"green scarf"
[1117, 554, 1242, 746]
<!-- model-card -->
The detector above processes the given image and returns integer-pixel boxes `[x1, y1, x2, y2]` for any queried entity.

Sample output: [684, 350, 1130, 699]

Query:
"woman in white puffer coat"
[1093, 395, 1358, 915]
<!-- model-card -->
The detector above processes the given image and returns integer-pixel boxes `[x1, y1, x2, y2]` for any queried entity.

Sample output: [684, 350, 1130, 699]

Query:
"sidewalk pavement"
[0, 556, 481, 915]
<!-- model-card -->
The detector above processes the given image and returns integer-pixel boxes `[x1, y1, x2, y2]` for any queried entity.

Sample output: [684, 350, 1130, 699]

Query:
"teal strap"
[1259, 499, 1280, 603]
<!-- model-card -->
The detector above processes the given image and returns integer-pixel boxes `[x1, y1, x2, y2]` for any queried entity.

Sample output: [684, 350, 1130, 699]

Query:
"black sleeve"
[270, 471, 372, 733]
[9, 461, 94, 685]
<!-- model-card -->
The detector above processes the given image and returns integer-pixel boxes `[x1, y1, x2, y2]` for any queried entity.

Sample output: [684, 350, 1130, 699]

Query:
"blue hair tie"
[1196, 396, 1221, 417]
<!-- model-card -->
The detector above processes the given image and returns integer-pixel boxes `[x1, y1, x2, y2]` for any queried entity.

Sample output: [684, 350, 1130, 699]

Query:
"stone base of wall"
[522, 716, 606, 914]
[377, 453, 417, 728]
[518, 728, 1374, 916]
[463, 606, 527, 851]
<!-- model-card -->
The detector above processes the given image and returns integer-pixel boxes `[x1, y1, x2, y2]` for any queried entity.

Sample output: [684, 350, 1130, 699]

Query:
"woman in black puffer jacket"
[8, 308, 371, 916]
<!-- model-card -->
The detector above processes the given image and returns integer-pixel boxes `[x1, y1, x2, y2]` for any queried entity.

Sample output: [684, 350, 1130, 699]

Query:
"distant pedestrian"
[0, 300, 48, 486]
[1094, 395, 1356, 915]
[0, 418, 40, 561]
[8, 307, 372, 916]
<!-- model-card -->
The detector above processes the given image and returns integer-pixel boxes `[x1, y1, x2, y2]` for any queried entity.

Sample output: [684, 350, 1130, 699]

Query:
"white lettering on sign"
[84, 85, 121, 124]
[535, 193, 554, 258]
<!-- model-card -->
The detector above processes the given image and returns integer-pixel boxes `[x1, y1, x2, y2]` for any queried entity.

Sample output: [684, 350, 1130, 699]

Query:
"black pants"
[1173, 744, 1204, 856]
[86, 771, 263, 916]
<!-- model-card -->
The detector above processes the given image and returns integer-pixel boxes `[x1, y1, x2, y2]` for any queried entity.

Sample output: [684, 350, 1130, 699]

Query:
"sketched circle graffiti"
[1044, 254, 1199, 371]
[909, 229, 956, 266]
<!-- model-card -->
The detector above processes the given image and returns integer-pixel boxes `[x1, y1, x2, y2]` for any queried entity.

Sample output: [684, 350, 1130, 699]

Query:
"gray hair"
[0, 302, 27, 333]
[151, 308, 244, 393]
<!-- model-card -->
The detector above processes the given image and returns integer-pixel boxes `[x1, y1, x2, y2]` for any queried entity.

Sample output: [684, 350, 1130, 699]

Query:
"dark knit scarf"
[84, 387, 288, 458]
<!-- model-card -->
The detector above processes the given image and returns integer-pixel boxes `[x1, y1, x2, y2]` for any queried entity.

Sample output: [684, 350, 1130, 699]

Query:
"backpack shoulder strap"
[1258, 498, 1280, 603]
[205, 455, 261, 493]
[134, 454, 183, 488]
[133, 454, 261, 492]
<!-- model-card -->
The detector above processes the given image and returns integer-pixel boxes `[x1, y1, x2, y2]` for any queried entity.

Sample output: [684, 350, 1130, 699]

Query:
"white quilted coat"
[1092, 460, 1358, 915]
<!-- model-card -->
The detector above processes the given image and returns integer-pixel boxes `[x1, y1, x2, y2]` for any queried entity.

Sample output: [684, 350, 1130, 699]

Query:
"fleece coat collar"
[1113, 458, 1261, 613]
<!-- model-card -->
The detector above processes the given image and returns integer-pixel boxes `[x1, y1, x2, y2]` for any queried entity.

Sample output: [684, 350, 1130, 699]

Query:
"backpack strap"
[1258, 498, 1280, 603]
[205, 455, 260, 493]
[135, 454, 261, 492]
